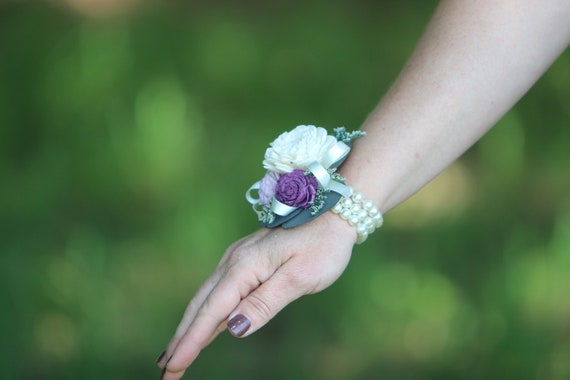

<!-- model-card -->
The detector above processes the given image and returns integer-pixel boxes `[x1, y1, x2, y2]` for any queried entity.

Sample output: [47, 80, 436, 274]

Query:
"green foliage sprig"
[334, 127, 366, 145]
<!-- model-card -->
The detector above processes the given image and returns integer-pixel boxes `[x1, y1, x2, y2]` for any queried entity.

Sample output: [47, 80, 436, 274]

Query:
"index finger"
[162, 264, 263, 379]
[157, 238, 250, 368]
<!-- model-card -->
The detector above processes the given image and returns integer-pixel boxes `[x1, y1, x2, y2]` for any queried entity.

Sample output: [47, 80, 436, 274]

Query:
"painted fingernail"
[228, 314, 251, 337]
[156, 350, 166, 364]
[160, 366, 166, 379]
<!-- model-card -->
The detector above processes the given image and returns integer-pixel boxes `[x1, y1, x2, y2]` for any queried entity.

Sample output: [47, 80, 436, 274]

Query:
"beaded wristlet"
[245, 125, 383, 244]
[331, 189, 383, 244]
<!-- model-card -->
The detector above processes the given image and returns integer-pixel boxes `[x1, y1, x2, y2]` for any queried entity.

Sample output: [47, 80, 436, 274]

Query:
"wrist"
[320, 209, 359, 246]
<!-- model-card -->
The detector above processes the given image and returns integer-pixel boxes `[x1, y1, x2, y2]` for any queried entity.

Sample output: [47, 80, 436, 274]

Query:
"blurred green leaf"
[0, 1, 569, 380]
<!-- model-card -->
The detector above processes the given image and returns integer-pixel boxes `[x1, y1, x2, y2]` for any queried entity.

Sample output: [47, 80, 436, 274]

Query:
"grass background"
[1, 1, 569, 379]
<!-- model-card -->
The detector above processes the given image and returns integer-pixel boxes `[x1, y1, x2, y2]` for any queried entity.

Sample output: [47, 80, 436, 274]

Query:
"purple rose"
[275, 169, 318, 208]
[259, 171, 280, 206]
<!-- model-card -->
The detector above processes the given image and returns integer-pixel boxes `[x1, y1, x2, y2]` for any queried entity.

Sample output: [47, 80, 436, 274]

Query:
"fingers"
[156, 270, 222, 368]
[157, 235, 259, 368]
[226, 263, 310, 338]
[162, 260, 269, 379]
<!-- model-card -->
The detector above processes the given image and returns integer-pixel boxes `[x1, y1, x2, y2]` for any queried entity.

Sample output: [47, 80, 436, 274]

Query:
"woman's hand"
[157, 212, 357, 380]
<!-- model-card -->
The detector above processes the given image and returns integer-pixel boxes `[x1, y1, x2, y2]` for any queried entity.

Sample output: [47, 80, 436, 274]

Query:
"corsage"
[245, 125, 382, 243]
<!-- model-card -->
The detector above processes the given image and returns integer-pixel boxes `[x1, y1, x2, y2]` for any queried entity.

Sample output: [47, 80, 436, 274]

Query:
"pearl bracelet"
[331, 188, 383, 244]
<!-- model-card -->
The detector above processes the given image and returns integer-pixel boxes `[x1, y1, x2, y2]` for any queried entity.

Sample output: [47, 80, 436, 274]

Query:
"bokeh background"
[1, 1, 569, 379]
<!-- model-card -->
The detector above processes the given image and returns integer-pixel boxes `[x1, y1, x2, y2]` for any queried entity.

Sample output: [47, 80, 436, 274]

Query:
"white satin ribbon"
[270, 198, 298, 216]
[321, 141, 351, 168]
[246, 181, 261, 205]
[246, 140, 352, 218]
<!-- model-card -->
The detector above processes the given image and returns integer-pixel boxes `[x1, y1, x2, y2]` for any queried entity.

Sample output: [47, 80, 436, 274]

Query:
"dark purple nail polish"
[228, 314, 251, 337]
[156, 350, 166, 364]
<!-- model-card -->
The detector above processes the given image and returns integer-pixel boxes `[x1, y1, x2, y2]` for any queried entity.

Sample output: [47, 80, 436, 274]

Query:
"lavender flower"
[258, 171, 280, 206]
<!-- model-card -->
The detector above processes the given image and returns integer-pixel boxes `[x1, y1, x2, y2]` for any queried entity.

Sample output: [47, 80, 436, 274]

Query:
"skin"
[158, 1, 570, 378]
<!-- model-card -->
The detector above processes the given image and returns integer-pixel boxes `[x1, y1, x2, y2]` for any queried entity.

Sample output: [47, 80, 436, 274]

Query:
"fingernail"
[156, 350, 166, 364]
[228, 314, 251, 337]
[160, 366, 166, 379]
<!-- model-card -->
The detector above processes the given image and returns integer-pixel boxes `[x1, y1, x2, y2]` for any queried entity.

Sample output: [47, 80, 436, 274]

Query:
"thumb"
[226, 267, 310, 338]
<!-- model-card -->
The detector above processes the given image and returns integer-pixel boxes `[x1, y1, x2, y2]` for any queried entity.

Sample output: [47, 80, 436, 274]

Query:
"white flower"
[262, 125, 337, 173]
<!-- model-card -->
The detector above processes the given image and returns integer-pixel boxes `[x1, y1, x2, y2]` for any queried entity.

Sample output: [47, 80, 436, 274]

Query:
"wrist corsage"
[245, 125, 383, 243]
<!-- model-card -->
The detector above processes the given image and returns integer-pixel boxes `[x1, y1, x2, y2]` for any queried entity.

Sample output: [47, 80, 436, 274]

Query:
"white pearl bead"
[343, 198, 353, 207]
[332, 203, 342, 213]
[367, 224, 376, 234]
[353, 192, 363, 202]
[340, 210, 351, 220]
[369, 207, 379, 216]
[356, 223, 367, 234]
[349, 215, 360, 226]
[357, 231, 368, 244]
[373, 213, 383, 227]
[358, 210, 368, 219]
[351, 204, 361, 214]
[363, 200, 374, 210]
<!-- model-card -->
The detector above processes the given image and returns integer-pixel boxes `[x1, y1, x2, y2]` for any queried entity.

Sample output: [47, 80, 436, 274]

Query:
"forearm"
[340, 0, 570, 213]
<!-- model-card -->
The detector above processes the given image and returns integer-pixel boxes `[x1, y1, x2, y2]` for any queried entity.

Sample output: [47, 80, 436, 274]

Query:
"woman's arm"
[343, 0, 570, 213]
[158, 1, 570, 379]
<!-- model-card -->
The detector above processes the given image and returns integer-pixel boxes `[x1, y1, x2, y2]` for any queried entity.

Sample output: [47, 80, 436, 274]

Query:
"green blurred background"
[1, 1, 569, 379]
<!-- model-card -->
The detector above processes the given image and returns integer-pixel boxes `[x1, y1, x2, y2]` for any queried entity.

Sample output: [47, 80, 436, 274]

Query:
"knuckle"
[227, 246, 249, 267]
[288, 266, 315, 286]
[284, 269, 306, 287]
[284, 264, 322, 293]
[247, 293, 274, 319]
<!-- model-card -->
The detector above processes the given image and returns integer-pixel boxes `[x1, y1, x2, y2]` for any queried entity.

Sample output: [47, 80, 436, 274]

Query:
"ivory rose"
[262, 125, 337, 173]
